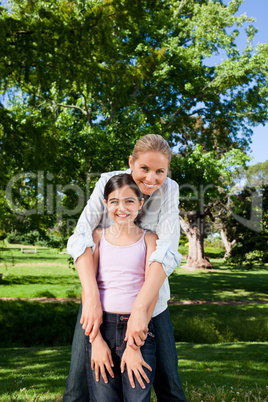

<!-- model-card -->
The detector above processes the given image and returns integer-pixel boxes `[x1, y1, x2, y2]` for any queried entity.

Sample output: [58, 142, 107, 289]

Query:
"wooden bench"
[21, 248, 37, 253]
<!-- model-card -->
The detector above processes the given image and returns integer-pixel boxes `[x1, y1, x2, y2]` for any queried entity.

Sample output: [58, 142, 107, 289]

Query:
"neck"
[110, 222, 138, 237]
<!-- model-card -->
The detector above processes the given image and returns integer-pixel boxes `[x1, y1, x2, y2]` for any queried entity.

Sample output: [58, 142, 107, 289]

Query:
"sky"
[231, 0, 268, 166]
[1, 0, 267, 165]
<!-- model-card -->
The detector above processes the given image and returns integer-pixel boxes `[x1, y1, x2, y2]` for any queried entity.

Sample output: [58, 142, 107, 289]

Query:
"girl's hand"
[91, 334, 114, 384]
[124, 311, 148, 349]
[81, 292, 103, 342]
[121, 345, 152, 389]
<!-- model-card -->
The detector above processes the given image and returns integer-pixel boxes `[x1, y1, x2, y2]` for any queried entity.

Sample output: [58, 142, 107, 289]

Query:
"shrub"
[6, 231, 64, 248]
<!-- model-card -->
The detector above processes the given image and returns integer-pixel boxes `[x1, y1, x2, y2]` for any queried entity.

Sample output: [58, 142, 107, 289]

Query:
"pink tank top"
[97, 230, 146, 313]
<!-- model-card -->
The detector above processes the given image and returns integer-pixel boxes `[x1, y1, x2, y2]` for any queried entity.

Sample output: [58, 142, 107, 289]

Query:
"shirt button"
[120, 316, 124, 321]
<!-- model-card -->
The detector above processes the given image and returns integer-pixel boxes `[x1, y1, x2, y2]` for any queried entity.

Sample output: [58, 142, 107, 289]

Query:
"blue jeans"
[85, 312, 156, 402]
[63, 305, 187, 402]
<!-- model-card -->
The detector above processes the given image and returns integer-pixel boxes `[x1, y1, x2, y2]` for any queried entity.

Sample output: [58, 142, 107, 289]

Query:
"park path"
[1, 297, 267, 305]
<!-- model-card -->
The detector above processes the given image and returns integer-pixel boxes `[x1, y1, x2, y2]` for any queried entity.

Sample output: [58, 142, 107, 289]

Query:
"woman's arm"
[121, 231, 159, 389]
[125, 231, 161, 348]
[67, 174, 109, 341]
[126, 181, 181, 347]
[79, 229, 103, 341]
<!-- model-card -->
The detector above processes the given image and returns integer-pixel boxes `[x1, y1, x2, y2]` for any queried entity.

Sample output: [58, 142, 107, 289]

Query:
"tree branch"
[57, 103, 88, 116]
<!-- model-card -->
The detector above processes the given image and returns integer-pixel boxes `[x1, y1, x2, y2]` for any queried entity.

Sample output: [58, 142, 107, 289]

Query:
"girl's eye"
[110, 201, 118, 204]
[157, 170, 165, 174]
[126, 200, 134, 203]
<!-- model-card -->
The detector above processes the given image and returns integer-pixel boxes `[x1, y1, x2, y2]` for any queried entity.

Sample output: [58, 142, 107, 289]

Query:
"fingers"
[127, 367, 135, 389]
[129, 334, 146, 348]
[121, 359, 126, 373]
[127, 367, 150, 389]
[141, 359, 152, 372]
[132, 369, 145, 389]
[127, 335, 139, 350]
[89, 323, 100, 342]
[92, 358, 114, 384]
[134, 335, 145, 347]
[99, 363, 108, 384]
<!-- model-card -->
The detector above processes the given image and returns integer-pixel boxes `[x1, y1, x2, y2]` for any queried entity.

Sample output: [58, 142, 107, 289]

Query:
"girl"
[65, 134, 187, 402]
[85, 173, 158, 401]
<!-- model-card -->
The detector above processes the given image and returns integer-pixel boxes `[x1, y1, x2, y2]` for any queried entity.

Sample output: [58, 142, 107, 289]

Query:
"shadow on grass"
[1, 275, 77, 286]
[177, 343, 268, 389]
[170, 269, 268, 301]
[169, 304, 268, 343]
[1, 343, 267, 400]
[0, 345, 71, 395]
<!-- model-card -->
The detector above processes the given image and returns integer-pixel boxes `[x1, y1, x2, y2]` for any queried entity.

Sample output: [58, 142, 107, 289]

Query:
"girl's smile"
[105, 186, 144, 226]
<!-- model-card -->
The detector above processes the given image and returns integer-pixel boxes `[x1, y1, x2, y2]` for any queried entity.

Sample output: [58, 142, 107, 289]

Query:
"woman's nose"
[146, 172, 155, 183]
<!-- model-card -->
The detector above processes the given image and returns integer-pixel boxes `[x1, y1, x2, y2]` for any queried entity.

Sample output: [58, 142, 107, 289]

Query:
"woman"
[64, 134, 187, 402]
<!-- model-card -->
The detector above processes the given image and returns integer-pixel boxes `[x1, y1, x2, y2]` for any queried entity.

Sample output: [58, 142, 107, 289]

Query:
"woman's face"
[129, 151, 169, 195]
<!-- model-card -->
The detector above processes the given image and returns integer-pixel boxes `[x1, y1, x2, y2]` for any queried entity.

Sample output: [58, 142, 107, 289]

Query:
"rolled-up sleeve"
[67, 175, 107, 262]
[148, 180, 182, 276]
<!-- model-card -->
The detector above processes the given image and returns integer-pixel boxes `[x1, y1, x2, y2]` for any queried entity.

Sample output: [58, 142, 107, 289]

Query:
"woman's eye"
[141, 166, 148, 171]
[157, 170, 164, 174]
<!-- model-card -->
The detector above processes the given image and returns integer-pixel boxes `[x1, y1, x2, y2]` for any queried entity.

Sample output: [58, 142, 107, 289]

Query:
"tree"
[223, 184, 268, 267]
[171, 145, 249, 268]
[244, 161, 268, 188]
[0, 0, 268, 243]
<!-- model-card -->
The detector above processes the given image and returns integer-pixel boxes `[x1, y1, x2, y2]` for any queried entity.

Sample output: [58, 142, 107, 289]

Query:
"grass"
[169, 263, 268, 302]
[0, 245, 81, 299]
[0, 343, 267, 401]
[0, 243, 267, 400]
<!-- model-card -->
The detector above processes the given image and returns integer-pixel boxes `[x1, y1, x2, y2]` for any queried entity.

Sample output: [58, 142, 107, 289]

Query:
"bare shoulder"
[92, 228, 103, 245]
[144, 230, 158, 247]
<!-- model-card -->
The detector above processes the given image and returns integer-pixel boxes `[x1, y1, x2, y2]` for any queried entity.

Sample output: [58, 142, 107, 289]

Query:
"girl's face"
[129, 151, 169, 195]
[104, 185, 144, 226]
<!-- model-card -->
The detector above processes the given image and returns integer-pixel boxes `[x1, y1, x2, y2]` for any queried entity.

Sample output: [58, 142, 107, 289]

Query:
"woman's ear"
[128, 155, 133, 170]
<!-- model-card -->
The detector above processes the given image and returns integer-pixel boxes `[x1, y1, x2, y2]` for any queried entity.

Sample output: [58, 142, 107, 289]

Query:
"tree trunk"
[220, 228, 236, 259]
[179, 213, 213, 269]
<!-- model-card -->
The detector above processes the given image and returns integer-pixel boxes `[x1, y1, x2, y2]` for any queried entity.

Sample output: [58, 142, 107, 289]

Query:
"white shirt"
[67, 169, 182, 317]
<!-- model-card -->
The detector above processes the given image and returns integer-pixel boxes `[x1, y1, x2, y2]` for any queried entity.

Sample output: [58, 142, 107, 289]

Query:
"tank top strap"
[141, 230, 147, 240]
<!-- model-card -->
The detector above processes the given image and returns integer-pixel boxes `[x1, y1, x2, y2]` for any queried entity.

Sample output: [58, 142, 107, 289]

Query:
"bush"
[6, 231, 64, 248]
[0, 300, 79, 347]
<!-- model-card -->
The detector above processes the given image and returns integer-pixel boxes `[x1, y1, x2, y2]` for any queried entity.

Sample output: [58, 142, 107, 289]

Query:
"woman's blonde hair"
[131, 134, 172, 163]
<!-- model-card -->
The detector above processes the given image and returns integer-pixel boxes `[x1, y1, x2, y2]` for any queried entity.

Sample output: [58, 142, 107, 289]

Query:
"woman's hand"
[124, 310, 148, 349]
[81, 292, 103, 342]
[91, 333, 114, 383]
[121, 344, 152, 389]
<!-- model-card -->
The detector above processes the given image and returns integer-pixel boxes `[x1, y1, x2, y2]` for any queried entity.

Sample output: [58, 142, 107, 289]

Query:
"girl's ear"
[139, 198, 144, 210]
[104, 199, 107, 206]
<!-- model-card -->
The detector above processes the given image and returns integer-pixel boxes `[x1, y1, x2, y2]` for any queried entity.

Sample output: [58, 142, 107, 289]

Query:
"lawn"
[0, 343, 267, 401]
[0, 243, 267, 400]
